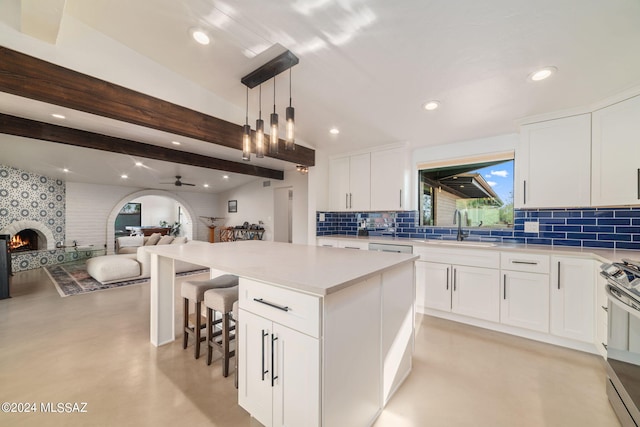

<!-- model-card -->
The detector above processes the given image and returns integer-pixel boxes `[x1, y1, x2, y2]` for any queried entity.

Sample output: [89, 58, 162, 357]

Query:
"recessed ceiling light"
[171, 141, 181, 146]
[203, 184, 210, 188]
[422, 100, 440, 111]
[51, 113, 66, 119]
[528, 66, 557, 82]
[329, 128, 340, 135]
[121, 174, 128, 179]
[62, 168, 69, 173]
[222, 175, 229, 180]
[190, 28, 211, 45]
[135, 161, 143, 167]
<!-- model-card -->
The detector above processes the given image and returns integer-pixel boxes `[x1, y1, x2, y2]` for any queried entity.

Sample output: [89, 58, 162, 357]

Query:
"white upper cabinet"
[515, 113, 591, 208]
[328, 153, 371, 211]
[370, 147, 409, 211]
[592, 94, 640, 206]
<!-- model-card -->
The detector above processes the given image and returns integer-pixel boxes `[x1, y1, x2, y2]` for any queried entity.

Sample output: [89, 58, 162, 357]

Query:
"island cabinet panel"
[239, 309, 320, 427]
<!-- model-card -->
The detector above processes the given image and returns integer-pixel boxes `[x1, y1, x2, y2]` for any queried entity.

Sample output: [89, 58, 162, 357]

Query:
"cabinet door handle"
[602, 305, 608, 312]
[637, 169, 640, 200]
[271, 334, 278, 387]
[523, 180, 527, 205]
[254, 298, 290, 312]
[350, 193, 353, 209]
[446, 267, 449, 291]
[511, 260, 538, 265]
[399, 189, 403, 208]
[261, 329, 268, 381]
[503, 274, 507, 300]
[345, 193, 349, 209]
[453, 268, 457, 291]
[557, 261, 561, 290]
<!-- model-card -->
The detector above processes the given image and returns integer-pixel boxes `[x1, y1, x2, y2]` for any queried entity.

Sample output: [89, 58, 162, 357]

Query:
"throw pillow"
[157, 235, 175, 245]
[171, 237, 188, 244]
[145, 233, 162, 246]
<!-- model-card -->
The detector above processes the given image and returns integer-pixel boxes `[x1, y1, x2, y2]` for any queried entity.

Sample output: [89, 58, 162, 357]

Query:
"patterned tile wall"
[317, 207, 640, 251]
[0, 164, 67, 271]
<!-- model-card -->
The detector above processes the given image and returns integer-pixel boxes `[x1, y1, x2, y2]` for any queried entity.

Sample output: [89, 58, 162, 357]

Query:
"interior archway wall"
[106, 189, 197, 254]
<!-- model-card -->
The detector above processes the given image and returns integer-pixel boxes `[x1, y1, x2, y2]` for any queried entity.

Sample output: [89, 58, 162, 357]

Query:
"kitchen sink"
[411, 239, 497, 248]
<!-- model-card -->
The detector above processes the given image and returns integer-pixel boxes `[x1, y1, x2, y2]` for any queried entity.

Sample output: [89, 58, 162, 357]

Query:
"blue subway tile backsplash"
[316, 207, 640, 251]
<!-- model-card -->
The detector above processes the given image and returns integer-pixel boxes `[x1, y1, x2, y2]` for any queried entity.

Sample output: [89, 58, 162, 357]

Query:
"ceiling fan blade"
[182, 183, 196, 186]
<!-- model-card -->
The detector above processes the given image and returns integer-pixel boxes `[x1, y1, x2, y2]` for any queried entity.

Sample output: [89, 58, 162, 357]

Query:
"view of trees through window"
[419, 159, 514, 228]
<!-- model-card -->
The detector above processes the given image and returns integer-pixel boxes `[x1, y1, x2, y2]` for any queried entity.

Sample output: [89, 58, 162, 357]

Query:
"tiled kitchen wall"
[317, 207, 640, 250]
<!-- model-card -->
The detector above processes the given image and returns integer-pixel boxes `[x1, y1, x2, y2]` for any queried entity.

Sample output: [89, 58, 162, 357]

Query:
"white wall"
[129, 195, 179, 227]
[216, 170, 309, 244]
[66, 182, 220, 250]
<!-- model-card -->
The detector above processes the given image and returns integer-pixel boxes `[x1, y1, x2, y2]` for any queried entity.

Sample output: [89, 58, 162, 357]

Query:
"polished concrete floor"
[0, 267, 620, 427]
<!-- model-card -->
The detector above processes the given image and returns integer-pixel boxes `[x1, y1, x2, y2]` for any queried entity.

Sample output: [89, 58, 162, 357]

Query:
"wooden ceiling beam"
[0, 113, 284, 180]
[0, 46, 315, 166]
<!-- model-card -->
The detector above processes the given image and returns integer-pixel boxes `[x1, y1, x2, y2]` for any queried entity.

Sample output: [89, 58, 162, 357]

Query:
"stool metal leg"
[182, 298, 189, 349]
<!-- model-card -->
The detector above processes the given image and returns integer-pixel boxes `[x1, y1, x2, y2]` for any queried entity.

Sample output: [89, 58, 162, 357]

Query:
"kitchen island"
[145, 240, 418, 427]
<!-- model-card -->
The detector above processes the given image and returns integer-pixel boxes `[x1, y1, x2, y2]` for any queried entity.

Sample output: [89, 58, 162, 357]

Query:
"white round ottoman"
[86, 254, 141, 284]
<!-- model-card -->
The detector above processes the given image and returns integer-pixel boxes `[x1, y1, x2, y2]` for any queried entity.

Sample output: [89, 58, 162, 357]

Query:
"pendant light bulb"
[242, 86, 251, 161]
[270, 76, 279, 155]
[285, 68, 295, 150]
[255, 85, 265, 158]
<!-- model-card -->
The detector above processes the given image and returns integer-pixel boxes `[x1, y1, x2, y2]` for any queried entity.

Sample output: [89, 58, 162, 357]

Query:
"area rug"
[44, 260, 209, 297]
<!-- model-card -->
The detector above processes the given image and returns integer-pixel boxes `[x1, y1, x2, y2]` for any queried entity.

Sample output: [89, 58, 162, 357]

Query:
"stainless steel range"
[600, 259, 640, 427]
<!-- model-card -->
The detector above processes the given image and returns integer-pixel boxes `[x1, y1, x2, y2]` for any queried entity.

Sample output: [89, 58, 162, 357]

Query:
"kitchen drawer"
[500, 252, 549, 274]
[337, 240, 369, 250]
[414, 246, 500, 269]
[317, 238, 338, 248]
[239, 278, 321, 338]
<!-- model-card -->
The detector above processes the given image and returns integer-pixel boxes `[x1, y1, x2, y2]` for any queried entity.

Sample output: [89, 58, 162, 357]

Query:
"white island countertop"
[146, 240, 418, 296]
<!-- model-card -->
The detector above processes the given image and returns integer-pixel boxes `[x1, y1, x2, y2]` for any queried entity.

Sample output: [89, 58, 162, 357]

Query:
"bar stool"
[204, 285, 239, 376]
[181, 274, 238, 359]
[232, 300, 239, 389]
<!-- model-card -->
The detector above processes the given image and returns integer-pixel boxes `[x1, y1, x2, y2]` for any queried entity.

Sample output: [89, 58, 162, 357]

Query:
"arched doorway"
[106, 190, 198, 254]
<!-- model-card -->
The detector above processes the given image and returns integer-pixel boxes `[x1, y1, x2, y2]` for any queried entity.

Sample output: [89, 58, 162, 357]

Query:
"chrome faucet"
[453, 209, 468, 241]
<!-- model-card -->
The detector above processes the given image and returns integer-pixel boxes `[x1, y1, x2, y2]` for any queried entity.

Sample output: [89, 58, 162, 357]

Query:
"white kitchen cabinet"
[370, 147, 409, 211]
[329, 153, 370, 211]
[550, 256, 595, 343]
[337, 240, 369, 250]
[239, 309, 320, 427]
[317, 238, 338, 247]
[452, 265, 500, 322]
[592, 94, 640, 206]
[415, 246, 500, 322]
[416, 260, 499, 322]
[416, 261, 451, 312]
[515, 113, 591, 208]
[595, 264, 608, 358]
[500, 270, 550, 333]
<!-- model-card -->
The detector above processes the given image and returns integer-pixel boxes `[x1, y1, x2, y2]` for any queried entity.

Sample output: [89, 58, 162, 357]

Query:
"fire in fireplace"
[10, 229, 38, 253]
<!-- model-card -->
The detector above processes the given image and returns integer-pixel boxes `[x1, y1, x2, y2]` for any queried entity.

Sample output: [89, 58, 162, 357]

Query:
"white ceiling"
[2, 0, 640, 193]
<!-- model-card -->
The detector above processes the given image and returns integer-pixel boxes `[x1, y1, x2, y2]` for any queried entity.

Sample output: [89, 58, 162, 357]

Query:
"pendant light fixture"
[240, 50, 299, 160]
[270, 76, 279, 155]
[255, 85, 265, 158]
[285, 68, 295, 150]
[242, 86, 251, 161]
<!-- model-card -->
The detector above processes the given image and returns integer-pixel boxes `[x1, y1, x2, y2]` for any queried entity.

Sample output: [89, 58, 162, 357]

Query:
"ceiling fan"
[161, 175, 196, 187]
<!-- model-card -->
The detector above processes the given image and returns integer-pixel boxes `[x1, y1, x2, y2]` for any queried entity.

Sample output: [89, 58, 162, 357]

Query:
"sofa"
[115, 233, 187, 254]
[87, 239, 208, 284]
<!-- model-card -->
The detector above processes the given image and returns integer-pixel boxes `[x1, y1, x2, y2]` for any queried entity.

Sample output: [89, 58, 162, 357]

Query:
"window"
[419, 159, 514, 228]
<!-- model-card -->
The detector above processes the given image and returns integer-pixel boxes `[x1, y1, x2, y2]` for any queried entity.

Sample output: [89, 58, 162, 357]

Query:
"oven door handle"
[606, 285, 640, 318]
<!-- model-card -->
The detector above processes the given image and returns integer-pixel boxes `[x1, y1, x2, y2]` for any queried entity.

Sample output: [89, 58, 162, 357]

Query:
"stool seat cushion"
[181, 274, 239, 301]
[86, 255, 140, 283]
[204, 286, 239, 313]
